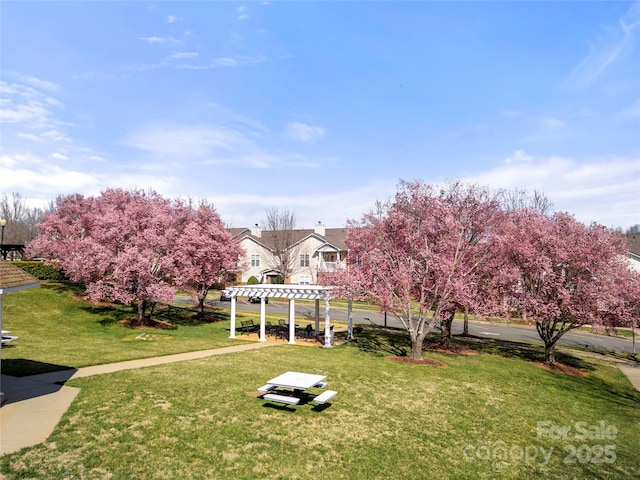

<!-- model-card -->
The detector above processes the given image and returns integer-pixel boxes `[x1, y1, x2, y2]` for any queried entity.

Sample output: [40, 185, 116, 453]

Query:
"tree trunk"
[463, 307, 469, 336]
[440, 311, 455, 345]
[410, 339, 423, 360]
[544, 342, 556, 365]
[537, 320, 559, 365]
[409, 328, 426, 360]
[198, 297, 205, 316]
[137, 300, 146, 323]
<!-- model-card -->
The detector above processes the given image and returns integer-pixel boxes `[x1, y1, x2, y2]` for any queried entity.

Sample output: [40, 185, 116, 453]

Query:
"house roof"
[0, 261, 40, 294]
[230, 227, 348, 251]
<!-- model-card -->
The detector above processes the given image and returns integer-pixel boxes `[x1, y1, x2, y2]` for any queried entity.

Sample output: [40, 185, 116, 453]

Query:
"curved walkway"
[0, 342, 276, 455]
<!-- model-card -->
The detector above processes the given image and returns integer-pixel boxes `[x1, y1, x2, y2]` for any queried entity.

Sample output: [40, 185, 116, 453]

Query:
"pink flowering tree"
[498, 210, 640, 365]
[342, 181, 505, 360]
[172, 202, 245, 317]
[27, 189, 234, 325]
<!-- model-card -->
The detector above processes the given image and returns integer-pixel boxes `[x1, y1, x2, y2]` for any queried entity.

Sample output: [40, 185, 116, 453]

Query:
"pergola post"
[288, 299, 296, 344]
[324, 298, 332, 348]
[259, 298, 266, 342]
[229, 296, 237, 339]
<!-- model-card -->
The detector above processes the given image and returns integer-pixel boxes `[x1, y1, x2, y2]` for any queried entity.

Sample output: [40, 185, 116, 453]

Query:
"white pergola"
[223, 284, 339, 347]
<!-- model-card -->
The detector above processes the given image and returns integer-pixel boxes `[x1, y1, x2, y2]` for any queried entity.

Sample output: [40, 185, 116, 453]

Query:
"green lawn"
[1, 283, 253, 376]
[1, 284, 639, 479]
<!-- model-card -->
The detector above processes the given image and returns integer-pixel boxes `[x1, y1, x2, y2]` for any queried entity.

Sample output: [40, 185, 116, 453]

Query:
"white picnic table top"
[266, 371, 326, 390]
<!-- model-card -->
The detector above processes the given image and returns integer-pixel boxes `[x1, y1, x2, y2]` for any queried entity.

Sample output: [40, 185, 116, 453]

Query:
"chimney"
[251, 223, 262, 238]
[314, 221, 325, 236]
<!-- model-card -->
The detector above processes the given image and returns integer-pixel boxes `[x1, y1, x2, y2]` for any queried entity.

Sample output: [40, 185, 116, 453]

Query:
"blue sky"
[1, 1, 639, 229]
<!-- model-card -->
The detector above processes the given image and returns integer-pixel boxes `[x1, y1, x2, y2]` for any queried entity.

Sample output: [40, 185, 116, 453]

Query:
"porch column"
[259, 298, 266, 342]
[324, 298, 332, 348]
[288, 299, 296, 344]
[314, 299, 320, 335]
[229, 296, 237, 339]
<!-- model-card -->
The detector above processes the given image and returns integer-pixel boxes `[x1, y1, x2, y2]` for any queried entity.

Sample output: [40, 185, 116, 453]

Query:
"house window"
[300, 253, 310, 267]
[299, 275, 311, 285]
[251, 254, 260, 267]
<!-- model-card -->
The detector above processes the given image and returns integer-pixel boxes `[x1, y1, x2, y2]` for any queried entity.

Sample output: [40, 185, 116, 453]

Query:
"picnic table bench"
[311, 390, 337, 405]
[263, 393, 300, 405]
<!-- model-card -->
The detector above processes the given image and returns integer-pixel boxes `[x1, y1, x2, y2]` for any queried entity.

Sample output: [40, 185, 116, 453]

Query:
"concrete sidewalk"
[616, 362, 640, 392]
[1, 342, 276, 455]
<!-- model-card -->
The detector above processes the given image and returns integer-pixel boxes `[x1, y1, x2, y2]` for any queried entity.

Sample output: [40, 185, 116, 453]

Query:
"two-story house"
[226, 222, 347, 285]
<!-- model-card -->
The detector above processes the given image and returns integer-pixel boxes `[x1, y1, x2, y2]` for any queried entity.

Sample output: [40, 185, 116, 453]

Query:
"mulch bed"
[118, 317, 176, 330]
[532, 361, 588, 377]
[424, 342, 477, 355]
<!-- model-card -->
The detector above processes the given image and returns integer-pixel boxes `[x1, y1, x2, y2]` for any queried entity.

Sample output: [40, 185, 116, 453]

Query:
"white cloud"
[504, 150, 534, 164]
[236, 5, 249, 19]
[542, 117, 566, 130]
[0, 102, 51, 124]
[465, 151, 640, 229]
[0, 80, 63, 129]
[17, 133, 41, 142]
[565, 2, 640, 88]
[139, 36, 183, 45]
[51, 152, 68, 161]
[167, 51, 199, 60]
[213, 57, 240, 67]
[121, 124, 251, 159]
[284, 122, 326, 143]
[139, 36, 164, 43]
[167, 15, 183, 24]
[211, 55, 267, 68]
[120, 121, 325, 170]
[0, 151, 177, 203]
[209, 180, 394, 228]
[20, 75, 61, 92]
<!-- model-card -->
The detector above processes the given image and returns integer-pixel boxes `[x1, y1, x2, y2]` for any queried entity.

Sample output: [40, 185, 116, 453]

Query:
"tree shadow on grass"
[354, 327, 413, 357]
[153, 305, 228, 326]
[78, 304, 130, 326]
[453, 335, 596, 372]
[354, 326, 597, 372]
[41, 281, 85, 295]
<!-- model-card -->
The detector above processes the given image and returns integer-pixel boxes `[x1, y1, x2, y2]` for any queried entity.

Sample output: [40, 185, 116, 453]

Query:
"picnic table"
[258, 371, 337, 406]
[1, 330, 18, 345]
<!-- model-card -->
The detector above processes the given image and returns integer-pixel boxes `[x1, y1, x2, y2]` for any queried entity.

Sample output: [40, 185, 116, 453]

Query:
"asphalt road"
[194, 297, 637, 355]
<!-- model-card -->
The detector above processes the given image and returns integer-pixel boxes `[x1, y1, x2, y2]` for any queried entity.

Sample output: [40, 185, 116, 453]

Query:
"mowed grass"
[1, 284, 639, 479]
[1, 283, 249, 376]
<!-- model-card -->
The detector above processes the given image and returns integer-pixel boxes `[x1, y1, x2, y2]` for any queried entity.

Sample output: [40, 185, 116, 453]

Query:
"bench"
[241, 320, 259, 334]
[312, 390, 337, 404]
[257, 384, 276, 393]
[263, 393, 300, 405]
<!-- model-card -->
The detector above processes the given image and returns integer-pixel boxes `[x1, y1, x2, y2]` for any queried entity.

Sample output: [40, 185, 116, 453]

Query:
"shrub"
[247, 276, 260, 285]
[14, 261, 67, 281]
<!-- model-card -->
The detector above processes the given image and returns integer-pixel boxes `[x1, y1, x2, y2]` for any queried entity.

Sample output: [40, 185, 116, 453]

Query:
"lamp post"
[0, 219, 6, 261]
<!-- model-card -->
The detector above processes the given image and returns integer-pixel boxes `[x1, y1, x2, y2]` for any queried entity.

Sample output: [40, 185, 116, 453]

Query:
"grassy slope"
[1, 284, 639, 479]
